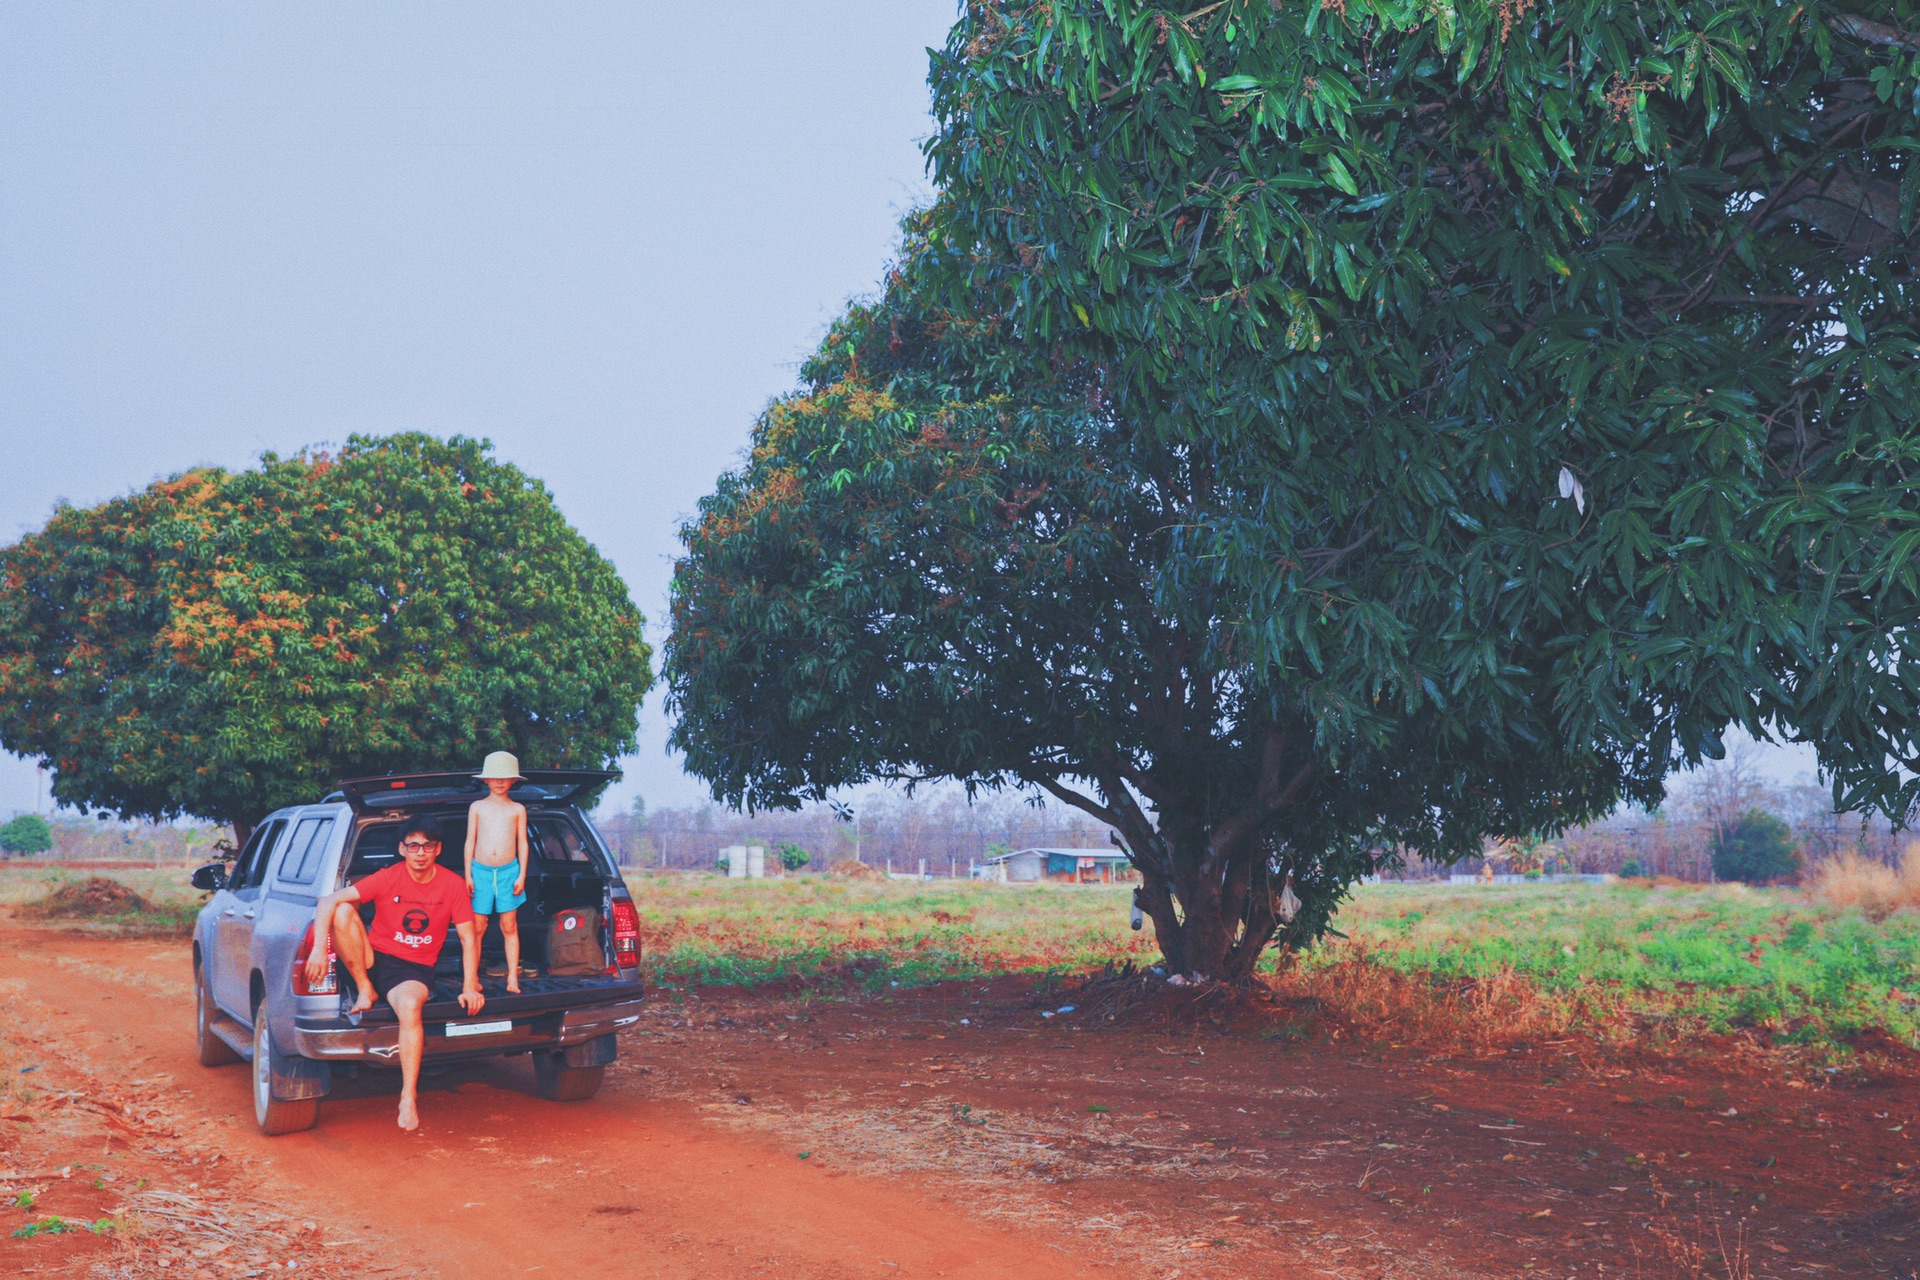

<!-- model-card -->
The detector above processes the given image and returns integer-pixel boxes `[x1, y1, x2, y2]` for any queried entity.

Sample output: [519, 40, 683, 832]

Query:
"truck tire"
[195, 969, 241, 1068]
[533, 1051, 605, 1102]
[252, 1017, 320, 1136]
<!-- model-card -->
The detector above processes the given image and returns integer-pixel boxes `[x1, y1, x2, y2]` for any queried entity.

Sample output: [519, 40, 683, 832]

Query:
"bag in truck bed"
[545, 907, 603, 976]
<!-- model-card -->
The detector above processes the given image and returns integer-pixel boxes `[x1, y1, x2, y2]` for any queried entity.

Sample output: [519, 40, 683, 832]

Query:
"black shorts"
[369, 951, 438, 1003]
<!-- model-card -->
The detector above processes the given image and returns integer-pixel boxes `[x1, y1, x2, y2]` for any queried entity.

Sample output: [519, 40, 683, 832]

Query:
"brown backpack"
[545, 907, 604, 976]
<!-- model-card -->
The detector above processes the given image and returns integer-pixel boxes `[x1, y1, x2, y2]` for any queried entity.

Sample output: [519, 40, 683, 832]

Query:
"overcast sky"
[0, 1, 959, 818]
[0, 1, 1821, 824]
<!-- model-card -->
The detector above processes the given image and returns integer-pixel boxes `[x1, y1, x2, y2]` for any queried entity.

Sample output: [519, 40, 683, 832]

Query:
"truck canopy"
[331, 769, 618, 814]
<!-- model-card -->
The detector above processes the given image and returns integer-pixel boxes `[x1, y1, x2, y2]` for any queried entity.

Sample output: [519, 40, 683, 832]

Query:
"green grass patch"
[1304, 882, 1920, 1046]
[632, 874, 1154, 991]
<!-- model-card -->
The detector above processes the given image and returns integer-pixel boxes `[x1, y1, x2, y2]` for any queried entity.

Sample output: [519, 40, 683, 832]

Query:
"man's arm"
[454, 919, 485, 1014]
[303, 882, 365, 984]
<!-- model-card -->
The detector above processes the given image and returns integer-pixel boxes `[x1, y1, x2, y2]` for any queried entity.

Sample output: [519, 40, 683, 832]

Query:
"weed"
[1809, 844, 1920, 919]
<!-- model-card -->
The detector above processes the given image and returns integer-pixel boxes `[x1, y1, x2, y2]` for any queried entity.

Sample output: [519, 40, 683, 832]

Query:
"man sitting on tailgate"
[304, 815, 485, 1131]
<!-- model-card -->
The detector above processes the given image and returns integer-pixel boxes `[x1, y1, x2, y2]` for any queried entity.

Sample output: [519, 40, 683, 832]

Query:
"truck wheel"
[252, 1018, 320, 1136]
[195, 971, 241, 1067]
[533, 1051, 605, 1102]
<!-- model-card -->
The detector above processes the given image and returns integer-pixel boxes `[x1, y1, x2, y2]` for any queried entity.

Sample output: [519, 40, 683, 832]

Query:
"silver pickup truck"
[190, 769, 646, 1135]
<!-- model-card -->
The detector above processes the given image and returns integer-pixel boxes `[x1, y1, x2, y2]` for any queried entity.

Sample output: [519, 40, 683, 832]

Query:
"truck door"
[215, 818, 285, 1020]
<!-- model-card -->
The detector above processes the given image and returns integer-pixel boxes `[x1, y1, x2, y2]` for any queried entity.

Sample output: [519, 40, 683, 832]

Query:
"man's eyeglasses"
[400, 839, 437, 852]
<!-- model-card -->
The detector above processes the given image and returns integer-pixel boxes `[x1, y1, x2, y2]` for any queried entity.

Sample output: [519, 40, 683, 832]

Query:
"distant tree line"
[602, 747, 1885, 886]
[1390, 744, 1901, 883]
[0, 811, 226, 862]
[594, 787, 1114, 875]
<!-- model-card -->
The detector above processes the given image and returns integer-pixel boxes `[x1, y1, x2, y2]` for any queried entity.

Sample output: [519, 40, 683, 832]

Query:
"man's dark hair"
[399, 815, 444, 844]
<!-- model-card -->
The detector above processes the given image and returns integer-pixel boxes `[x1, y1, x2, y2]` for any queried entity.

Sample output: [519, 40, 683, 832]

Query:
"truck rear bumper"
[291, 996, 645, 1063]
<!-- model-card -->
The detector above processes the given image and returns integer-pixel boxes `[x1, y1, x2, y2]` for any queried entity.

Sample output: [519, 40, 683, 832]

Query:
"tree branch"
[1833, 13, 1920, 50]
[1020, 770, 1123, 830]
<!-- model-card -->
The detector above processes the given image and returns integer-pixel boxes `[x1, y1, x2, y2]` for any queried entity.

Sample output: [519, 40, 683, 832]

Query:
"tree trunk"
[1133, 834, 1284, 985]
[1032, 736, 1314, 986]
[229, 818, 254, 854]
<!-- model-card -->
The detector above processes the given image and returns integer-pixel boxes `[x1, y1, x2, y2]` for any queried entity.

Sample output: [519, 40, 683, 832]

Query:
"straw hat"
[475, 750, 524, 781]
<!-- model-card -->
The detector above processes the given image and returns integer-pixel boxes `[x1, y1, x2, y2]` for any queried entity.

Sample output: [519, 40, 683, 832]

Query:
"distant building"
[973, 847, 1134, 884]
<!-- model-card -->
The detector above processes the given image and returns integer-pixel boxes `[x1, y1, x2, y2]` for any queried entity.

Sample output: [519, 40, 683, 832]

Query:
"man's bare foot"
[349, 983, 376, 1015]
[398, 1094, 419, 1131]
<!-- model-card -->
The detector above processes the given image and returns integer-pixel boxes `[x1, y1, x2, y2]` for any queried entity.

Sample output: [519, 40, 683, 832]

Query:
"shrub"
[776, 842, 811, 872]
[0, 814, 52, 855]
[1810, 846, 1920, 919]
[1711, 811, 1799, 884]
[1618, 859, 1644, 879]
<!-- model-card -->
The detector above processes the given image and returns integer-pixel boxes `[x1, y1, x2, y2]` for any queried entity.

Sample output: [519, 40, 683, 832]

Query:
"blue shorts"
[471, 862, 526, 915]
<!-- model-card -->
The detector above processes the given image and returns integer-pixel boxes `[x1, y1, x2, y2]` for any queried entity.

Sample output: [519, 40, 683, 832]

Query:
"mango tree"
[671, 0, 1920, 981]
[0, 434, 652, 843]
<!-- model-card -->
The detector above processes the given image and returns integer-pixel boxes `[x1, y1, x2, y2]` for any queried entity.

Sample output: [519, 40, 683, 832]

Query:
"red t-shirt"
[356, 862, 474, 965]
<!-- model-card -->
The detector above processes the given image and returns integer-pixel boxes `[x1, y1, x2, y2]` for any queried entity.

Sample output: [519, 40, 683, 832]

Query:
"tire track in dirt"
[1, 923, 1131, 1280]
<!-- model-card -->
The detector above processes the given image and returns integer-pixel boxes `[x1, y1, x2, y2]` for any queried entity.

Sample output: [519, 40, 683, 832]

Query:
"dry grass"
[1268, 948, 1634, 1055]
[1809, 844, 1920, 919]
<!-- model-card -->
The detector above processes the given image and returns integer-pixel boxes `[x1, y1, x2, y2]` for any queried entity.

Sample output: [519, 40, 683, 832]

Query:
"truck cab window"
[531, 816, 592, 864]
[231, 820, 286, 891]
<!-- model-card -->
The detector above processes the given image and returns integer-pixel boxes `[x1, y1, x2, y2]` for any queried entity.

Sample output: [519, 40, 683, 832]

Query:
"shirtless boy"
[466, 750, 531, 993]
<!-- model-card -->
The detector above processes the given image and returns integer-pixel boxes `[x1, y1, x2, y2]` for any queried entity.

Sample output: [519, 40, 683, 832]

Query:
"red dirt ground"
[2, 920, 1914, 1279]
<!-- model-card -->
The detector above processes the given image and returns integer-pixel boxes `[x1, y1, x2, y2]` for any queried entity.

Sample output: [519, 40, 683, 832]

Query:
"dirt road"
[0, 924, 1127, 1280]
[4, 920, 1917, 1279]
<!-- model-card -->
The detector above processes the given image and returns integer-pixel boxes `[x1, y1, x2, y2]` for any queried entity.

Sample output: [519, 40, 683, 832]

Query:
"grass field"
[1320, 881, 1920, 1046]
[3, 861, 1915, 1051]
[624, 873, 1920, 1050]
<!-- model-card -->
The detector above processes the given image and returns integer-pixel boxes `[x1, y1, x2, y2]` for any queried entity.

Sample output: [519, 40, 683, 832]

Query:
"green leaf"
[1323, 152, 1360, 197]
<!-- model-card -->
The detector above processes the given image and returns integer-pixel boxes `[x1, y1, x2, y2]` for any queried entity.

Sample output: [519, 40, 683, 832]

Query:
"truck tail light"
[292, 921, 337, 996]
[609, 900, 641, 971]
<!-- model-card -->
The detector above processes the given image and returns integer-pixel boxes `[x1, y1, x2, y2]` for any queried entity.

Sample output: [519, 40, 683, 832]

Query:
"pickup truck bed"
[291, 973, 644, 1067]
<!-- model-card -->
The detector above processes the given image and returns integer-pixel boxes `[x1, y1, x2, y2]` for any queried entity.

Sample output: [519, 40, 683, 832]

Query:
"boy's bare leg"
[330, 902, 377, 1013]
[388, 981, 428, 1131]
[473, 914, 491, 973]
[500, 910, 521, 993]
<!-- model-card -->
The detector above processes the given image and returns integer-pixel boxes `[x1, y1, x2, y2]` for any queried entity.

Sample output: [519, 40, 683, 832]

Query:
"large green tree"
[0, 434, 652, 841]
[670, 228, 1633, 978]
[670, 1, 1920, 982]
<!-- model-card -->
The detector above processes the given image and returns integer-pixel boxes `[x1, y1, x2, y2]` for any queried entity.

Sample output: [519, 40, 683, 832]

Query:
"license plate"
[444, 1019, 513, 1038]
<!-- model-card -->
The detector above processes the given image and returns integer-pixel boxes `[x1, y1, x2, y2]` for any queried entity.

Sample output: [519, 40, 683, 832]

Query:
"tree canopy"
[669, 0, 1920, 981]
[0, 814, 53, 856]
[0, 434, 652, 838]
[926, 0, 1920, 816]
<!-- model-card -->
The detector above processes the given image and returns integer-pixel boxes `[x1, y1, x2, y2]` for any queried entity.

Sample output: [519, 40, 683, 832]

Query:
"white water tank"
[746, 845, 766, 878]
[723, 845, 747, 878]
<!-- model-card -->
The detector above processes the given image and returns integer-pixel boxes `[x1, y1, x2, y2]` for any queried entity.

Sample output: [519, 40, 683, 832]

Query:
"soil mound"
[1066, 963, 1274, 1030]
[24, 876, 156, 920]
[827, 859, 883, 881]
